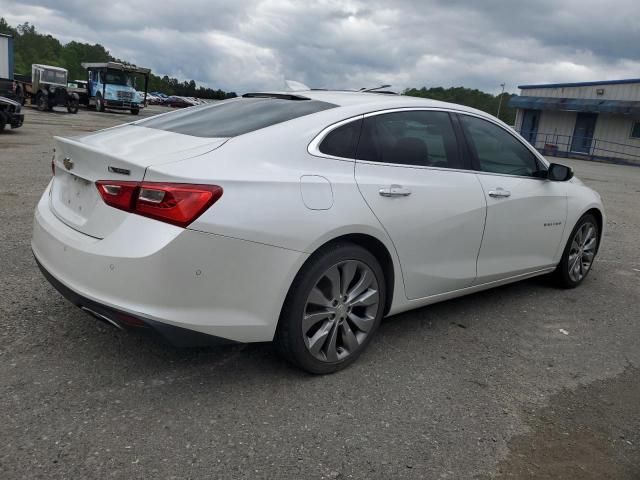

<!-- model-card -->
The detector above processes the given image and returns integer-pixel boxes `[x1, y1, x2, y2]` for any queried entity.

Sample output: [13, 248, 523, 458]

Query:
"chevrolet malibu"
[32, 91, 604, 373]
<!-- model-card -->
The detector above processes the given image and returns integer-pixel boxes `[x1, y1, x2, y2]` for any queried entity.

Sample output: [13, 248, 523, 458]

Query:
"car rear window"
[136, 97, 337, 138]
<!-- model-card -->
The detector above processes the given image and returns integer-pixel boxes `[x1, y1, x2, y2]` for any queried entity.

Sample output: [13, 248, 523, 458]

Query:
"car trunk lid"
[50, 125, 227, 238]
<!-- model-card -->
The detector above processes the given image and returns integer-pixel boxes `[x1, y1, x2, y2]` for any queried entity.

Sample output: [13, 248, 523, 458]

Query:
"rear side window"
[319, 119, 362, 158]
[460, 115, 541, 177]
[137, 97, 337, 138]
[356, 111, 463, 169]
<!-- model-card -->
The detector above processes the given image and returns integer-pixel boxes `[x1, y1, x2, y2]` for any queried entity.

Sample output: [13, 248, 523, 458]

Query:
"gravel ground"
[1, 106, 639, 479]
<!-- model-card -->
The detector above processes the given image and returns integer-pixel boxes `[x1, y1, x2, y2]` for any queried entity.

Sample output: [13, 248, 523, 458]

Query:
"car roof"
[247, 90, 491, 119]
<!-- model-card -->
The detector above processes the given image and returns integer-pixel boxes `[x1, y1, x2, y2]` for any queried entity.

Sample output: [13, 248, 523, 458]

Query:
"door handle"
[379, 185, 412, 197]
[488, 188, 511, 198]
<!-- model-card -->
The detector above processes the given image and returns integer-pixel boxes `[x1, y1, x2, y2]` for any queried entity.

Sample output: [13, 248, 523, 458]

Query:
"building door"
[570, 113, 598, 154]
[520, 109, 540, 146]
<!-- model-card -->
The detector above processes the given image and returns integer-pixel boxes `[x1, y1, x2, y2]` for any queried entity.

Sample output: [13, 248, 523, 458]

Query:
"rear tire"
[553, 213, 599, 288]
[0, 112, 6, 132]
[275, 242, 386, 374]
[36, 93, 47, 111]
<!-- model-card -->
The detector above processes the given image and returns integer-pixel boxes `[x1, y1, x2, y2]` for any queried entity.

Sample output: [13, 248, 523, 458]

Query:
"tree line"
[404, 86, 516, 124]
[0, 18, 237, 99]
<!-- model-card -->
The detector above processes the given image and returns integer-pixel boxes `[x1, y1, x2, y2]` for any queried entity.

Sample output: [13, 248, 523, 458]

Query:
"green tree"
[1, 17, 234, 99]
[404, 86, 516, 124]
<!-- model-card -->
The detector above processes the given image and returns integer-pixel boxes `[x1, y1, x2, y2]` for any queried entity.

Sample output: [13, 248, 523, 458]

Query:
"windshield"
[41, 69, 67, 85]
[103, 70, 134, 87]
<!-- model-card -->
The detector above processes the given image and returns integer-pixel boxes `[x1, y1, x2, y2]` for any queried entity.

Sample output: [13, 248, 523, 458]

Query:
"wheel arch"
[583, 207, 604, 253]
[328, 233, 396, 315]
[285, 232, 398, 318]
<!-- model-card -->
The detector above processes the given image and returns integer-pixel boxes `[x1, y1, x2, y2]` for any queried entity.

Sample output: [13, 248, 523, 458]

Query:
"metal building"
[509, 79, 640, 164]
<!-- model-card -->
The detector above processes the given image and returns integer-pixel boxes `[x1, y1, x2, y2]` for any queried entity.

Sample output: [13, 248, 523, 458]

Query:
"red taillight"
[96, 181, 223, 228]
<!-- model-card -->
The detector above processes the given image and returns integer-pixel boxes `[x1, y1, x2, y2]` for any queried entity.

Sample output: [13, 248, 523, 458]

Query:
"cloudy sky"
[2, 0, 639, 94]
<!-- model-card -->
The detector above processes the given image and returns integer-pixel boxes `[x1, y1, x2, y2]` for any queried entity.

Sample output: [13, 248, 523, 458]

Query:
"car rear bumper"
[32, 185, 308, 344]
[34, 256, 236, 347]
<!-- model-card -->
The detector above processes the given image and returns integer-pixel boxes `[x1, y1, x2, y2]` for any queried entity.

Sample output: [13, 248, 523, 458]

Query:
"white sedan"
[32, 91, 604, 373]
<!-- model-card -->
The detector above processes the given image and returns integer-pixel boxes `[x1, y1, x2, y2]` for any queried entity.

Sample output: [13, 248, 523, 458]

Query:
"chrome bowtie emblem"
[63, 157, 74, 170]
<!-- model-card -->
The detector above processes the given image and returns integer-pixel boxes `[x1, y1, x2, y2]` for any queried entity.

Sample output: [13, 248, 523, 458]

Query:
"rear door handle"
[488, 188, 511, 198]
[379, 184, 412, 197]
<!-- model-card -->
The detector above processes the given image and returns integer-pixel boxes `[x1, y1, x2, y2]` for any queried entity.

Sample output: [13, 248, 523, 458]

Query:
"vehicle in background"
[82, 62, 150, 115]
[0, 95, 24, 132]
[68, 79, 89, 106]
[14, 63, 78, 113]
[0, 33, 24, 104]
[145, 93, 162, 105]
[166, 96, 195, 108]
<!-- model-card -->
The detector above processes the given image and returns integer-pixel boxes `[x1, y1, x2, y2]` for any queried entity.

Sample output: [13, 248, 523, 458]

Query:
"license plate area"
[51, 171, 100, 227]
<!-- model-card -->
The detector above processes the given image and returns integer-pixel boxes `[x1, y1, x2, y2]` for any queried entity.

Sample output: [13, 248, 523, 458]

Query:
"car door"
[354, 109, 487, 300]
[457, 114, 568, 284]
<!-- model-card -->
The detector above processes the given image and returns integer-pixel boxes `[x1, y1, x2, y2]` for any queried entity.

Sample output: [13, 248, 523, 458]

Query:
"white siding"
[592, 114, 640, 161]
[532, 111, 577, 152]
[521, 82, 640, 101]
[0, 36, 9, 79]
[514, 108, 523, 131]
[515, 80, 640, 163]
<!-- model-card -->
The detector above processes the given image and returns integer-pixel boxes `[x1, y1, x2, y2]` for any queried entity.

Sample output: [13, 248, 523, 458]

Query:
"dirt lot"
[1, 106, 639, 479]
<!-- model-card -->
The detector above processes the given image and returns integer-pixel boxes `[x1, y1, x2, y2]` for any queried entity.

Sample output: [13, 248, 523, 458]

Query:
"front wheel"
[275, 243, 386, 374]
[95, 94, 105, 112]
[67, 100, 79, 114]
[553, 213, 599, 288]
[130, 107, 139, 115]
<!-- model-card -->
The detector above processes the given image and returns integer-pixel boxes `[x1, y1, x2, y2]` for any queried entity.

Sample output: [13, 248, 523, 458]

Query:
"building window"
[632, 121, 640, 139]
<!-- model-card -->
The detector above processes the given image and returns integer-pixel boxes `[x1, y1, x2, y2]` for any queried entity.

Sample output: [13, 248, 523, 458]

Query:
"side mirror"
[547, 163, 574, 182]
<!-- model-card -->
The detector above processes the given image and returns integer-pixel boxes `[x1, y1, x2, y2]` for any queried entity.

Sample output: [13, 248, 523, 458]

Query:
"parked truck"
[11, 64, 79, 113]
[0, 33, 23, 102]
[81, 62, 150, 115]
[0, 33, 25, 132]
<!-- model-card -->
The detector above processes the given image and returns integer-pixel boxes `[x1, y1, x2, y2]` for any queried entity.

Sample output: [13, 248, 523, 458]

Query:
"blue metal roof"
[519, 79, 640, 89]
[509, 96, 640, 114]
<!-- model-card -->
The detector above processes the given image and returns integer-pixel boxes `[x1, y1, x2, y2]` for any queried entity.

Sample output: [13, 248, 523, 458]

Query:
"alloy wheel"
[302, 260, 380, 362]
[567, 221, 597, 283]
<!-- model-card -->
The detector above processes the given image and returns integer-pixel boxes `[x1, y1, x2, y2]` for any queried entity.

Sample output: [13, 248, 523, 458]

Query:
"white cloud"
[1, 0, 639, 93]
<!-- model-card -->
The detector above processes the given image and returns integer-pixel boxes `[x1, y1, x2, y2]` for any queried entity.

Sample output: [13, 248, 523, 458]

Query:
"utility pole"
[496, 83, 506, 120]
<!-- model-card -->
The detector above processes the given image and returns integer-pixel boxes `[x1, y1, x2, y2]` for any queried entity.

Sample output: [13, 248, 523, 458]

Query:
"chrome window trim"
[307, 114, 365, 161]
[307, 106, 551, 178]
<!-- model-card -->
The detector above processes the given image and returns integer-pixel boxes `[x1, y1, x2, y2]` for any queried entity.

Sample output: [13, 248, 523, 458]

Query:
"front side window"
[356, 110, 463, 168]
[318, 119, 362, 158]
[460, 115, 541, 177]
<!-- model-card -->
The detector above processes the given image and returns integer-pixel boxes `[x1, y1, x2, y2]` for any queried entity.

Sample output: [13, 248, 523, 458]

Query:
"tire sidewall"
[279, 243, 386, 374]
[557, 213, 599, 288]
[37, 93, 47, 111]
